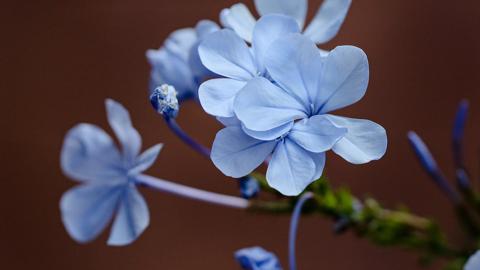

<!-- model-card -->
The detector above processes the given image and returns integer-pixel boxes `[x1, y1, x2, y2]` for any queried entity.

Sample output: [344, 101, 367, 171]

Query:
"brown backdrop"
[2, 0, 480, 269]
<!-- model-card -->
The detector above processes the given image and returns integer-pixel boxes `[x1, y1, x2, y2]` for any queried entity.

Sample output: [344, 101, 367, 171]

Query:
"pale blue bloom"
[146, 20, 219, 100]
[235, 247, 282, 270]
[465, 250, 480, 270]
[220, 0, 351, 45]
[150, 84, 179, 118]
[204, 34, 387, 196]
[199, 14, 301, 118]
[60, 99, 163, 246]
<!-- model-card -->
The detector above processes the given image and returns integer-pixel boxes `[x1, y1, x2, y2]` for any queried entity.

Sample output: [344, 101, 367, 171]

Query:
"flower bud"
[150, 84, 179, 118]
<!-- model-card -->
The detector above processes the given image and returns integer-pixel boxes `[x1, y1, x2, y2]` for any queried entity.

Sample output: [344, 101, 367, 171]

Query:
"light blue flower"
[205, 34, 387, 196]
[199, 14, 301, 118]
[465, 250, 480, 270]
[146, 20, 219, 99]
[220, 0, 351, 45]
[60, 99, 163, 246]
[235, 247, 283, 270]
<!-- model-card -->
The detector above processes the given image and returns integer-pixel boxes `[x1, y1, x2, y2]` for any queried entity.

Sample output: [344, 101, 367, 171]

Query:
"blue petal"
[316, 46, 369, 114]
[217, 116, 242, 127]
[265, 34, 324, 108]
[465, 250, 480, 270]
[266, 139, 316, 196]
[289, 115, 347, 153]
[199, 29, 257, 80]
[220, 3, 256, 43]
[195, 20, 220, 39]
[235, 246, 283, 270]
[107, 186, 150, 246]
[325, 115, 387, 164]
[61, 123, 123, 182]
[106, 99, 142, 164]
[188, 20, 220, 80]
[252, 14, 300, 73]
[163, 28, 197, 61]
[199, 78, 246, 117]
[242, 122, 293, 141]
[234, 77, 307, 131]
[129, 144, 163, 175]
[304, 0, 352, 44]
[211, 126, 277, 178]
[309, 151, 326, 180]
[60, 183, 125, 243]
[254, 0, 307, 29]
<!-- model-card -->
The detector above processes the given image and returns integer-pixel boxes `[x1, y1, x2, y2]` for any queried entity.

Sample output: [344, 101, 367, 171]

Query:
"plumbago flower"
[146, 20, 220, 100]
[200, 32, 387, 196]
[465, 251, 480, 270]
[60, 99, 162, 246]
[221, 0, 351, 46]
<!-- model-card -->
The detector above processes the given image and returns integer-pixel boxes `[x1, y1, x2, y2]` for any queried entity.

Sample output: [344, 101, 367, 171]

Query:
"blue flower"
[203, 34, 387, 196]
[239, 176, 260, 199]
[146, 20, 219, 99]
[220, 0, 351, 45]
[465, 250, 480, 270]
[60, 99, 163, 246]
[199, 14, 301, 118]
[235, 247, 283, 270]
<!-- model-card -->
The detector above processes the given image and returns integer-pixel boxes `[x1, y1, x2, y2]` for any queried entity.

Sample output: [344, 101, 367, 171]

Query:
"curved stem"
[289, 192, 314, 270]
[136, 174, 249, 209]
[164, 116, 211, 158]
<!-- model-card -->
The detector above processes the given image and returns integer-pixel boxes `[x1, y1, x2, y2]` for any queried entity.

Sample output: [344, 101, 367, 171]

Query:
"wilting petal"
[289, 115, 346, 153]
[60, 183, 125, 243]
[129, 144, 163, 175]
[107, 186, 150, 246]
[211, 126, 277, 178]
[61, 123, 123, 182]
[199, 78, 246, 117]
[199, 29, 257, 80]
[220, 3, 256, 43]
[235, 246, 283, 270]
[265, 34, 323, 107]
[304, 0, 352, 44]
[315, 46, 369, 114]
[106, 99, 142, 163]
[235, 77, 307, 131]
[266, 139, 316, 196]
[309, 151, 326, 181]
[242, 122, 293, 141]
[325, 115, 387, 164]
[252, 15, 300, 73]
[465, 250, 480, 270]
[254, 0, 307, 29]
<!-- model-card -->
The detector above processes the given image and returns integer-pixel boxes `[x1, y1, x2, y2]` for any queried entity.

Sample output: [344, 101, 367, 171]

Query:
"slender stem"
[164, 116, 211, 158]
[289, 192, 314, 270]
[135, 174, 249, 209]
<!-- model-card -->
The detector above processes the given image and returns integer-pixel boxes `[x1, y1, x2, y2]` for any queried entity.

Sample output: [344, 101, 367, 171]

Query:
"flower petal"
[325, 115, 387, 164]
[316, 46, 369, 114]
[60, 183, 125, 243]
[199, 29, 257, 80]
[235, 246, 283, 270]
[163, 28, 197, 61]
[304, 0, 352, 44]
[465, 250, 480, 270]
[266, 139, 316, 196]
[188, 20, 220, 80]
[129, 144, 163, 175]
[252, 14, 300, 73]
[220, 3, 256, 43]
[61, 123, 123, 182]
[217, 116, 242, 127]
[106, 99, 142, 163]
[289, 115, 347, 153]
[309, 151, 326, 181]
[265, 33, 323, 107]
[199, 78, 247, 117]
[211, 126, 277, 178]
[107, 186, 150, 246]
[254, 0, 307, 29]
[195, 20, 220, 39]
[234, 77, 307, 131]
[242, 122, 293, 141]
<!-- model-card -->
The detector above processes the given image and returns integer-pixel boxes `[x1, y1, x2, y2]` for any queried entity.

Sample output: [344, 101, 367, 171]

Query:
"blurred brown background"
[2, 0, 480, 269]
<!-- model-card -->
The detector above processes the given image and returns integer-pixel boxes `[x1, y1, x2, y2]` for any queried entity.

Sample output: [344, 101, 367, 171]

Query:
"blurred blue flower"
[465, 250, 480, 270]
[235, 247, 283, 270]
[146, 20, 219, 100]
[150, 84, 179, 118]
[60, 99, 163, 246]
[206, 34, 387, 196]
[220, 0, 351, 45]
[239, 176, 260, 199]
